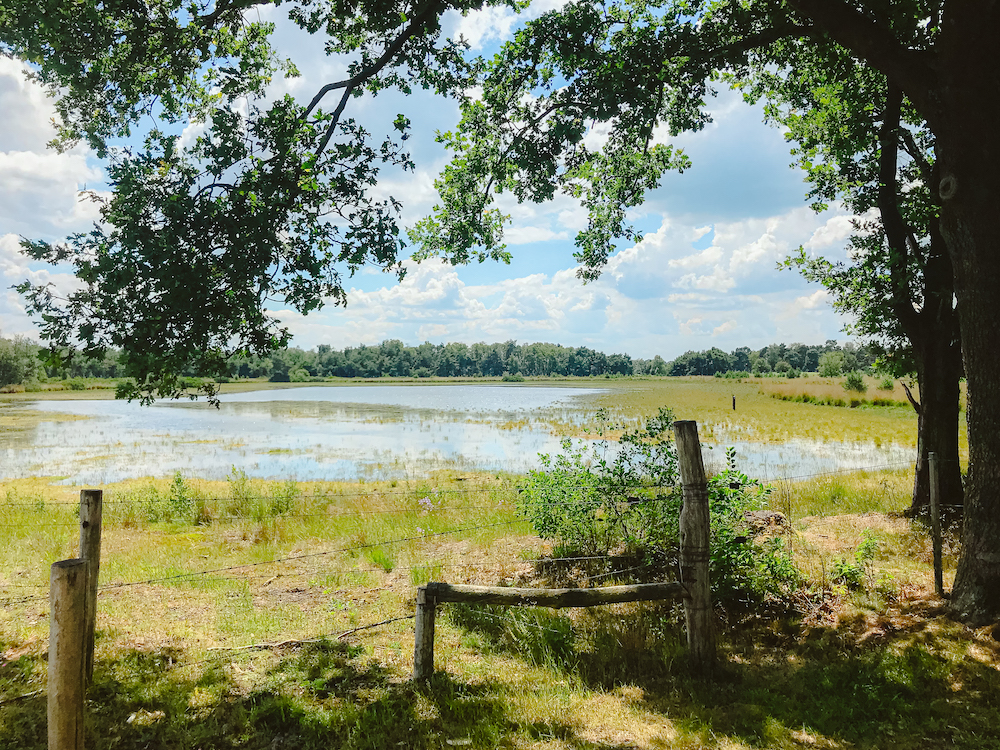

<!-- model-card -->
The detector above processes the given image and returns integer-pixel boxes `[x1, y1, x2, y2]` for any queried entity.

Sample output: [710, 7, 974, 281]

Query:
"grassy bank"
[1, 470, 996, 749]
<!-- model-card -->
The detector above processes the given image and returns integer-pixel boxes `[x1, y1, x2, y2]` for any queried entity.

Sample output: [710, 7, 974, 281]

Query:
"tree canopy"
[3, 0, 509, 402]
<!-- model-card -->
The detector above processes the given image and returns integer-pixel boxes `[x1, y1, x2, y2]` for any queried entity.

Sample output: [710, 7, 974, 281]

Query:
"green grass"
[0, 464, 995, 749]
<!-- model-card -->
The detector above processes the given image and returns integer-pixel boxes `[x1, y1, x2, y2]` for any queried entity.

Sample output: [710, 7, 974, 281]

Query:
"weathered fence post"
[413, 586, 436, 680]
[673, 420, 716, 677]
[49, 559, 87, 750]
[928, 452, 944, 596]
[79, 490, 103, 685]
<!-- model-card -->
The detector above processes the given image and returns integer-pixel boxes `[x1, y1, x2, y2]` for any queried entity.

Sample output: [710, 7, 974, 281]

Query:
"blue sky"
[0, 3, 856, 361]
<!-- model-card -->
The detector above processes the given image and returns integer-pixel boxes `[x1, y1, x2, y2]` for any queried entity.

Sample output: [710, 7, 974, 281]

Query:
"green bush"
[169, 471, 194, 519]
[67, 378, 88, 390]
[832, 531, 880, 590]
[518, 410, 800, 607]
[876, 375, 895, 391]
[501, 372, 525, 382]
[843, 370, 868, 394]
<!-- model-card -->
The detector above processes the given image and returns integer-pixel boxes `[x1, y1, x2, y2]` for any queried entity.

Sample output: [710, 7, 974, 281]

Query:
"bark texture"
[935, 2, 1000, 625]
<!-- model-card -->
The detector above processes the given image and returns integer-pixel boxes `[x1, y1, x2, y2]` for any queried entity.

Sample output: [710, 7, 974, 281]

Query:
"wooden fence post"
[413, 586, 436, 681]
[79, 490, 103, 685]
[673, 420, 716, 677]
[49, 559, 87, 750]
[928, 452, 944, 596]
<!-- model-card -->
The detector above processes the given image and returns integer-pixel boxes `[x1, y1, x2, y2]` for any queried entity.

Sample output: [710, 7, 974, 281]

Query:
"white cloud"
[450, 6, 517, 49]
[779, 289, 831, 320]
[804, 213, 855, 250]
[668, 244, 724, 270]
[506, 225, 569, 245]
[713, 319, 737, 336]
[677, 317, 702, 336]
[0, 57, 59, 153]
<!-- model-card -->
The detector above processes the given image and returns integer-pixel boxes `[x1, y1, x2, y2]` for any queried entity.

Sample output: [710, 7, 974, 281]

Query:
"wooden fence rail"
[413, 419, 716, 681]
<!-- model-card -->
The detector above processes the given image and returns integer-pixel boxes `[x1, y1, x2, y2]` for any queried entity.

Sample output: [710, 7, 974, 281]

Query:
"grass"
[1, 466, 997, 749]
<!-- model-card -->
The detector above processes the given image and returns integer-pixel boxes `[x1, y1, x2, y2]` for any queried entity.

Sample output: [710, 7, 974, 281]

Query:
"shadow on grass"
[447, 597, 1000, 749]
[0, 639, 513, 750]
[3, 597, 999, 750]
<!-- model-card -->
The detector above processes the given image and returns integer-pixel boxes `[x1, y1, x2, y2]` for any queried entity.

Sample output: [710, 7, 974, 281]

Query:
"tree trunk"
[909, 347, 963, 516]
[908, 239, 964, 517]
[935, 4, 1000, 623]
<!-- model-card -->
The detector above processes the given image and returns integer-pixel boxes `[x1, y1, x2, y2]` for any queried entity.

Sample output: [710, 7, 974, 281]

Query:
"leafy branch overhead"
[3, 0, 512, 402]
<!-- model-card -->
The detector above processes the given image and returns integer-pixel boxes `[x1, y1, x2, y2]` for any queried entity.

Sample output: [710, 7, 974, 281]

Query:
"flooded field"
[0, 382, 918, 484]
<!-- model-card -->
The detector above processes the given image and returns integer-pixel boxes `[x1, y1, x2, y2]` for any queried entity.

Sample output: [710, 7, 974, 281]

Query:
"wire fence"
[0, 456, 929, 606]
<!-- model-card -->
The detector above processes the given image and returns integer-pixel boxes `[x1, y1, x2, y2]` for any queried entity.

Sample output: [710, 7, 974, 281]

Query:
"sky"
[0, 2, 858, 362]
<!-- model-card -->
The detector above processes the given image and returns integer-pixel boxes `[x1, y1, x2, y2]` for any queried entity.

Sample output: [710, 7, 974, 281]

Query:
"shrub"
[818, 351, 844, 377]
[169, 471, 193, 519]
[877, 374, 895, 391]
[843, 370, 868, 394]
[501, 371, 525, 382]
[67, 378, 88, 390]
[518, 410, 800, 607]
[832, 531, 880, 590]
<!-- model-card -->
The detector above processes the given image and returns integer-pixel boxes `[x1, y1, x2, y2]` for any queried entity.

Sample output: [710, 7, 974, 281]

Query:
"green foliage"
[169, 471, 193, 519]
[6, 0, 500, 403]
[501, 371, 525, 382]
[843, 371, 868, 394]
[518, 408, 679, 560]
[705, 449, 800, 606]
[818, 351, 845, 377]
[877, 375, 895, 391]
[832, 531, 880, 591]
[0, 335, 40, 387]
[519, 411, 800, 607]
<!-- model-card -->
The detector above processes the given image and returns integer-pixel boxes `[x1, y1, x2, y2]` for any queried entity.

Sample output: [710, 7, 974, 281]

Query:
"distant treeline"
[665, 341, 876, 377]
[232, 340, 638, 381]
[0, 334, 876, 388]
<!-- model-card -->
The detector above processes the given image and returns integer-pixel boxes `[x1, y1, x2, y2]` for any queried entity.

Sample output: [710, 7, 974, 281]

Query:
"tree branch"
[898, 127, 934, 187]
[786, 0, 938, 115]
[877, 82, 921, 338]
[302, 0, 444, 120]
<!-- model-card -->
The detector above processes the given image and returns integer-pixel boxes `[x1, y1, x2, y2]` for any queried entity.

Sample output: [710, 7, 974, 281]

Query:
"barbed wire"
[95, 519, 527, 592]
[2, 456, 946, 508]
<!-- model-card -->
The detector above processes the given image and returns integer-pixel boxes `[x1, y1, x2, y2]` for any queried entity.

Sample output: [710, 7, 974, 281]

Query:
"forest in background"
[0, 335, 877, 387]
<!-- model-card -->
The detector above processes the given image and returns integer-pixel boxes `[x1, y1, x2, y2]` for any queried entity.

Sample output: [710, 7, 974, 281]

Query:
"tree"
[412, 1, 1000, 623]
[818, 351, 844, 377]
[0, 334, 40, 387]
[2, 0, 509, 403]
[736, 21, 964, 515]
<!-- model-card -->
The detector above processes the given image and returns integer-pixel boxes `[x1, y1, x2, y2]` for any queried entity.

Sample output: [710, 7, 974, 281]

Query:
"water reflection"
[2, 385, 605, 484]
[1, 385, 915, 484]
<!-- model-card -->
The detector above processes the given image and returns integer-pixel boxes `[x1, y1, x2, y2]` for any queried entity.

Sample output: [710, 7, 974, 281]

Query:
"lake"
[1, 384, 914, 484]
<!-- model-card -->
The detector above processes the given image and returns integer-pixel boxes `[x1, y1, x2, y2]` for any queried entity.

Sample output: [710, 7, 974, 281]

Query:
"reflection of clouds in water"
[3, 386, 604, 484]
[703, 439, 915, 482]
[3, 386, 916, 484]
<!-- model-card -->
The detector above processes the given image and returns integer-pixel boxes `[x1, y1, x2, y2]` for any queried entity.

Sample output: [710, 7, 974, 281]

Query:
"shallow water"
[1, 385, 915, 484]
[1, 385, 604, 484]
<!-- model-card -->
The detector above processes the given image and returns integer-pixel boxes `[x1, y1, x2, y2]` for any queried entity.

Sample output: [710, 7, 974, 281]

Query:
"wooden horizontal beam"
[422, 581, 686, 609]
